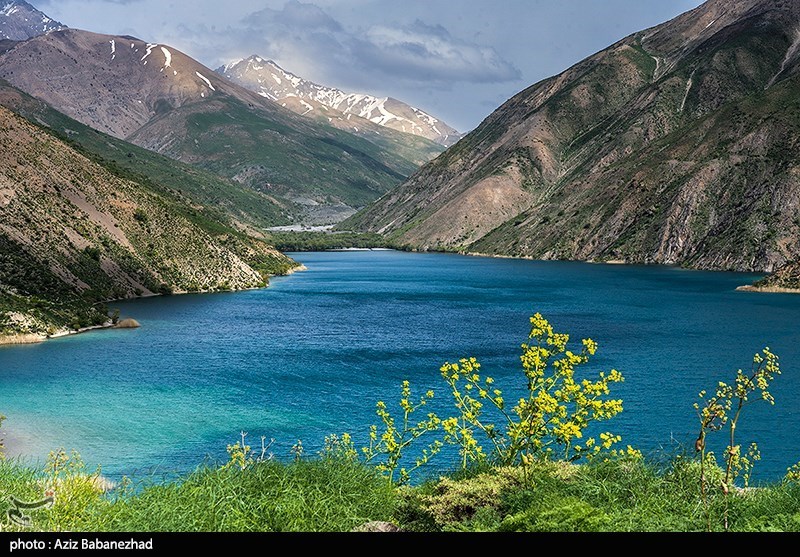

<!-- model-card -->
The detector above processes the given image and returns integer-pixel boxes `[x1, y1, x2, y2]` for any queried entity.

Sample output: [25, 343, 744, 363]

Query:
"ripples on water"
[2, 250, 799, 483]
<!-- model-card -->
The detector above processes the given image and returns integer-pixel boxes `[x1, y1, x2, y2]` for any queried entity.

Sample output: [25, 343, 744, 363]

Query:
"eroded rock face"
[347, 0, 800, 273]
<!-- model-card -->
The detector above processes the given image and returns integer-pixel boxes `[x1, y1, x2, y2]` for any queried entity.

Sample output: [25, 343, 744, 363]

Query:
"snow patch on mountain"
[141, 43, 157, 63]
[299, 99, 314, 115]
[217, 56, 463, 146]
[1, 3, 19, 17]
[160, 47, 172, 69]
[195, 71, 215, 91]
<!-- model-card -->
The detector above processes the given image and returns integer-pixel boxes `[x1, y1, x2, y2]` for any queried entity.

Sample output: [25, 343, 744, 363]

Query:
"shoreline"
[0, 263, 307, 347]
[0, 322, 116, 347]
[735, 284, 800, 294]
[0, 416, 40, 462]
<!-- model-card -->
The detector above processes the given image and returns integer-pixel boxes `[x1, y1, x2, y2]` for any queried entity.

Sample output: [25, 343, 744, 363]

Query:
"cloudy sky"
[33, 0, 705, 132]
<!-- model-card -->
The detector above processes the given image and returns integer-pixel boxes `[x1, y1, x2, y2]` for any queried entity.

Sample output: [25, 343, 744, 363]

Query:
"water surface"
[2, 250, 799, 483]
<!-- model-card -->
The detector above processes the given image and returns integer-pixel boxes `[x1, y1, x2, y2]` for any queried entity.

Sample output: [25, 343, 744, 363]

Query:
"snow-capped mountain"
[0, 28, 443, 223]
[0, 0, 64, 41]
[218, 56, 463, 147]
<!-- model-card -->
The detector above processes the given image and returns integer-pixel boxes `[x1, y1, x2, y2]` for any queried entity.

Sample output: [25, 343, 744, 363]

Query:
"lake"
[2, 250, 800, 484]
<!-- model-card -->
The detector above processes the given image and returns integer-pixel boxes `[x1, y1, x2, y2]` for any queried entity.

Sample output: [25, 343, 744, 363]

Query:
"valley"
[3, 0, 800, 534]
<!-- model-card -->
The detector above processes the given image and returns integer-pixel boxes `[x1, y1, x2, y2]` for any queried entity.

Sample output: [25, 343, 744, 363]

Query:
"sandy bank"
[0, 322, 116, 347]
[736, 285, 800, 294]
[0, 333, 47, 346]
[284, 264, 308, 274]
[0, 425, 35, 462]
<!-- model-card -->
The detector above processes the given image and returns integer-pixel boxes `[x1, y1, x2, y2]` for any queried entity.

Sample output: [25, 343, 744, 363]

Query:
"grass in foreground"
[0, 456, 396, 532]
[2, 454, 800, 532]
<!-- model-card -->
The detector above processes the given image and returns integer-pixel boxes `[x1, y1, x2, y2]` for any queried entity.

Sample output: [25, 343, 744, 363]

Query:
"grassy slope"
[129, 95, 422, 209]
[0, 80, 292, 229]
[470, 71, 800, 269]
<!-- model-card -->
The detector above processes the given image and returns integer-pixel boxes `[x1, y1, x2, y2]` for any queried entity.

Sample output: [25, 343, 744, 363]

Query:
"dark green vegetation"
[346, 0, 800, 277]
[0, 456, 395, 532]
[747, 260, 800, 291]
[264, 231, 396, 252]
[0, 234, 108, 335]
[397, 458, 800, 532]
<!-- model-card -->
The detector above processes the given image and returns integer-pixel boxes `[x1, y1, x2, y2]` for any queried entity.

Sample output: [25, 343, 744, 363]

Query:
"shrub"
[133, 208, 149, 224]
[499, 498, 611, 532]
[365, 312, 634, 484]
[419, 466, 525, 528]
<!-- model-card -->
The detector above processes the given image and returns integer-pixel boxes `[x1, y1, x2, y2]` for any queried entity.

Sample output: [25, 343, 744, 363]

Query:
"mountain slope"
[0, 29, 432, 223]
[0, 78, 292, 229]
[0, 104, 296, 341]
[346, 0, 800, 273]
[219, 56, 463, 147]
[0, 1, 64, 41]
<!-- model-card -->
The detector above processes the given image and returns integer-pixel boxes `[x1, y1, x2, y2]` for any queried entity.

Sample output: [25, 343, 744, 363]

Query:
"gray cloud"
[256, 0, 342, 32]
[232, 1, 520, 87]
[350, 20, 521, 83]
[28, 0, 706, 131]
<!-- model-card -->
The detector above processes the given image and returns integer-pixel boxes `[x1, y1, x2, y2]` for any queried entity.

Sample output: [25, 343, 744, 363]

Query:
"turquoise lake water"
[2, 250, 800, 483]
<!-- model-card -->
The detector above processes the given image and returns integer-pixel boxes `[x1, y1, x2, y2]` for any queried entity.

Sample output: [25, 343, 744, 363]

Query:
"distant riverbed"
[2, 250, 800, 483]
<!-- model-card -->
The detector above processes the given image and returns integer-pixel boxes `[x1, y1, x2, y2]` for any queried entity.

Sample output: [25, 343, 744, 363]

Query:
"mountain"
[0, 29, 440, 224]
[0, 0, 64, 41]
[346, 0, 800, 273]
[0, 103, 297, 342]
[218, 56, 463, 147]
[0, 78, 292, 230]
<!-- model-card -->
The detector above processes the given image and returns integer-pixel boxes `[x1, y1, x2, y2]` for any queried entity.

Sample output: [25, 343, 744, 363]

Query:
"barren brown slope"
[0, 104, 295, 339]
[0, 28, 284, 139]
[346, 0, 800, 273]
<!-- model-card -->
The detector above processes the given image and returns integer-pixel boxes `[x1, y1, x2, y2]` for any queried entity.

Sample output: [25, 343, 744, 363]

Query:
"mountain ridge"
[0, 103, 297, 342]
[0, 29, 440, 224]
[345, 0, 800, 274]
[218, 55, 463, 147]
[0, 0, 64, 41]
